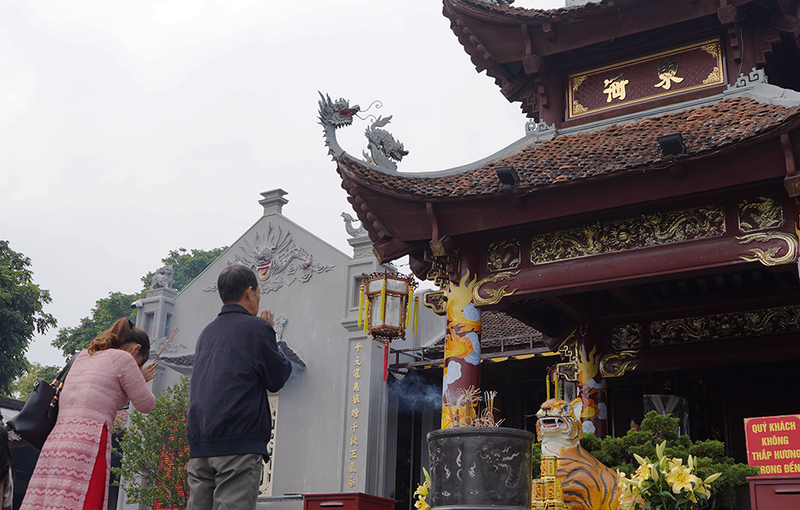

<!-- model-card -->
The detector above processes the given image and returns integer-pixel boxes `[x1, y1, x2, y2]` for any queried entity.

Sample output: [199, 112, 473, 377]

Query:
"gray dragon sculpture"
[318, 92, 408, 171]
[318, 92, 360, 158]
[363, 116, 408, 171]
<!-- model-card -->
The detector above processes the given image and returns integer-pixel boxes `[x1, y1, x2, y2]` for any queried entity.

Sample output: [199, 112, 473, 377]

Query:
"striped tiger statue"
[536, 398, 620, 510]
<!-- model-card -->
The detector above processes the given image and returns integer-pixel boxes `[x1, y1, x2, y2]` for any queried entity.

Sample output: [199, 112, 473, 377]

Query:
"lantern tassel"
[406, 288, 414, 327]
[379, 276, 387, 322]
[357, 284, 365, 327]
[412, 296, 419, 335]
[363, 300, 370, 333]
[383, 339, 389, 382]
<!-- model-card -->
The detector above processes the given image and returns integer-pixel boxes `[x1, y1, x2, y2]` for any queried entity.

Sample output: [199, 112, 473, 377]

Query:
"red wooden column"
[441, 256, 482, 428]
[575, 322, 608, 438]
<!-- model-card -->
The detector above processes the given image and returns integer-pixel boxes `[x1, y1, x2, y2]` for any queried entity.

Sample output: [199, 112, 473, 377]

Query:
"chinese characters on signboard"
[569, 38, 723, 118]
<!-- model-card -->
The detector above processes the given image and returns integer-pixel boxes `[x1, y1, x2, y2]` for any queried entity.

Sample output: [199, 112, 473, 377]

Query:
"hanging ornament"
[361, 270, 418, 381]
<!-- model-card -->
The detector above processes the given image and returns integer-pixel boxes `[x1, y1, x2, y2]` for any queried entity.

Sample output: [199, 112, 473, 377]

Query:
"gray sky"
[1, 0, 564, 367]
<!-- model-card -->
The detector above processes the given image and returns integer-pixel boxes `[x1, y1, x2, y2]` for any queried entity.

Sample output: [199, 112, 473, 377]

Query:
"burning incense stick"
[156, 328, 179, 359]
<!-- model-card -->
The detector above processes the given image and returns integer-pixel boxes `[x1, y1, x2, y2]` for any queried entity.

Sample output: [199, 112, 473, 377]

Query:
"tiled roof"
[338, 97, 800, 198]
[449, 0, 638, 21]
[482, 310, 540, 341]
[427, 310, 541, 351]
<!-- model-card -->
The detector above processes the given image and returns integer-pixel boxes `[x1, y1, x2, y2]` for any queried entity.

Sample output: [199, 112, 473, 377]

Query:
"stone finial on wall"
[260, 189, 289, 216]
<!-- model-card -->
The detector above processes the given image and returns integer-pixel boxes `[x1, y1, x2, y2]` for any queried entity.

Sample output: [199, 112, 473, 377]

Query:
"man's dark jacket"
[187, 303, 292, 458]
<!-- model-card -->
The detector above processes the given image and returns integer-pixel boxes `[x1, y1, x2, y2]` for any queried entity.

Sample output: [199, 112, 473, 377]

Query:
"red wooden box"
[748, 476, 800, 510]
[304, 493, 395, 510]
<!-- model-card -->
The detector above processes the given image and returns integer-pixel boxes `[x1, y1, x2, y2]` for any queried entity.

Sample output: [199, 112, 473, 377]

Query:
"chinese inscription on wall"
[569, 38, 723, 118]
[345, 341, 364, 490]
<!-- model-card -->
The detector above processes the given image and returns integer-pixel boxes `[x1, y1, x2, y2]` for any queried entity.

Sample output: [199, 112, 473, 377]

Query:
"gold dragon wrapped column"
[441, 270, 482, 428]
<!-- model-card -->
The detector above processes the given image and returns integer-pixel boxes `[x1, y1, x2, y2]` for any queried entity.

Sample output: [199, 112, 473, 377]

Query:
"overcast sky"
[1, 0, 565, 367]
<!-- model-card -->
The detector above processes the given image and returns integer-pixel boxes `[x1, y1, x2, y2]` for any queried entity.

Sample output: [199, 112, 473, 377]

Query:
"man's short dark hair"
[218, 265, 258, 303]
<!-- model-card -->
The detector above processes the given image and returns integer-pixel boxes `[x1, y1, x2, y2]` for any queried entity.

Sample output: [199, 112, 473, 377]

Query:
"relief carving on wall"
[530, 205, 725, 265]
[612, 323, 643, 351]
[650, 305, 800, 345]
[487, 239, 520, 272]
[203, 224, 335, 294]
[738, 196, 783, 232]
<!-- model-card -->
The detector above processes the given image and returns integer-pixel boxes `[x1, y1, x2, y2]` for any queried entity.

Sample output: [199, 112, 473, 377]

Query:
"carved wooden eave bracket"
[600, 350, 639, 378]
[736, 230, 799, 266]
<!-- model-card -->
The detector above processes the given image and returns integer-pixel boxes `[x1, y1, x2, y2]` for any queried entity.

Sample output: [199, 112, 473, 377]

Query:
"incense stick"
[156, 328, 179, 359]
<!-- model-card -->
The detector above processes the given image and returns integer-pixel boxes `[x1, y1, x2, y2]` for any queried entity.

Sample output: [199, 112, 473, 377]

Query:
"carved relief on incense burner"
[736, 231, 798, 266]
[487, 239, 520, 272]
[738, 196, 783, 232]
[650, 305, 800, 345]
[612, 323, 643, 351]
[530, 205, 725, 265]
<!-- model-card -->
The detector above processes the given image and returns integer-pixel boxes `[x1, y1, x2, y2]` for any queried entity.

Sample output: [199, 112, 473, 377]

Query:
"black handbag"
[6, 357, 75, 451]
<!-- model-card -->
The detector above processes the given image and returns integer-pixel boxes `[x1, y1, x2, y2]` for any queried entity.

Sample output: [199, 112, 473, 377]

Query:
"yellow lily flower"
[666, 465, 700, 494]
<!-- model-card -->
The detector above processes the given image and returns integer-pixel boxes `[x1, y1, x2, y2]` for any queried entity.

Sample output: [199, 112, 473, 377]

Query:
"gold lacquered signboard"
[568, 38, 723, 118]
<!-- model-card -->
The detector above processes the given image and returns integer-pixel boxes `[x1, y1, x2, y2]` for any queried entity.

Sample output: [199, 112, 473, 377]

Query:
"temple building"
[322, 0, 800, 498]
[131, 1, 800, 508]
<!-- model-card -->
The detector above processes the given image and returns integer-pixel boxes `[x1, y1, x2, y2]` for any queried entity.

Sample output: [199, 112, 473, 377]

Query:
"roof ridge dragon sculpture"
[318, 92, 408, 172]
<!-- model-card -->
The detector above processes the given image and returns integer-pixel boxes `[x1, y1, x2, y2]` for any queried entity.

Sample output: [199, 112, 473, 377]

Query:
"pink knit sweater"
[21, 349, 155, 510]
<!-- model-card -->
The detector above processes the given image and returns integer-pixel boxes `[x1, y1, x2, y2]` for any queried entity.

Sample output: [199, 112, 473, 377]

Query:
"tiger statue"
[536, 398, 620, 510]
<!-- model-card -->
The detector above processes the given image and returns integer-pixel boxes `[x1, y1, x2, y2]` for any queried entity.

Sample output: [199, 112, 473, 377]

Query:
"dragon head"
[318, 92, 360, 129]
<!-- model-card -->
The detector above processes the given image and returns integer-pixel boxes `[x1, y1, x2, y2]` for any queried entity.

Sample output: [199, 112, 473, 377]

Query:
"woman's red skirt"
[83, 425, 108, 510]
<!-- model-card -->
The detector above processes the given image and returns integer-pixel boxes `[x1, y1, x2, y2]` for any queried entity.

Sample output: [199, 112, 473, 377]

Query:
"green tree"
[114, 377, 190, 510]
[51, 291, 142, 358]
[8, 362, 62, 400]
[141, 247, 227, 292]
[0, 240, 57, 395]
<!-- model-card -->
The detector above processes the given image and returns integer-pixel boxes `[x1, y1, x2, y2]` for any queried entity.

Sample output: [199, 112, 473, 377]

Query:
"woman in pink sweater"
[21, 318, 157, 510]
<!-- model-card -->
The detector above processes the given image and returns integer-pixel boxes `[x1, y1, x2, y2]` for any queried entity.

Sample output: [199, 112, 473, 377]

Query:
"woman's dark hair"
[218, 265, 258, 303]
[0, 425, 10, 474]
[88, 318, 151, 363]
